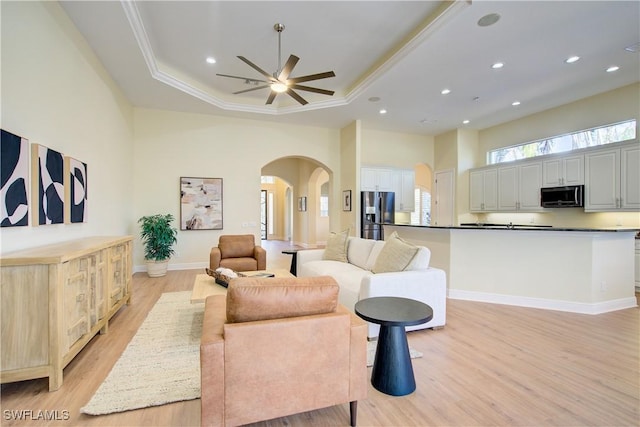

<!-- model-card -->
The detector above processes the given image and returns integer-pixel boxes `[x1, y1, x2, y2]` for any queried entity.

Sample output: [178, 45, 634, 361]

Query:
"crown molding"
[120, 0, 467, 115]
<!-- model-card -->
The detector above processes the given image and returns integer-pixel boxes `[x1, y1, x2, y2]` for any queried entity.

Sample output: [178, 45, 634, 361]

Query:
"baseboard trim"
[133, 262, 207, 274]
[448, 289, 638, 315]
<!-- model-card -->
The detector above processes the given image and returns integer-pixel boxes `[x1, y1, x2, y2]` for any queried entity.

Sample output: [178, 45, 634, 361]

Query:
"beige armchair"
[210, 234, 266, 272]
[200, 276, 368, 427]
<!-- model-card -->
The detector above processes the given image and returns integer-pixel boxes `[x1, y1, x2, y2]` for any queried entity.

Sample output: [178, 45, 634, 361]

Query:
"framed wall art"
[64, 156, 88, 223]
[298, 196, 307, 212]
[32, 143, 64, 226]
[342, 190, 352, 211]
[180, 177, 223, 230]
[1, 129, 29, 227]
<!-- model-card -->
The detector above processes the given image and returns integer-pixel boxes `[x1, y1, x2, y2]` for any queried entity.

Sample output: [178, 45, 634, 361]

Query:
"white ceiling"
[60, 1, 640, 136]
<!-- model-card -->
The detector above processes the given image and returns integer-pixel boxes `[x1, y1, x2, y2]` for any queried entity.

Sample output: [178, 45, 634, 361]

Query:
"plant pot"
[146, 259, 169, 278]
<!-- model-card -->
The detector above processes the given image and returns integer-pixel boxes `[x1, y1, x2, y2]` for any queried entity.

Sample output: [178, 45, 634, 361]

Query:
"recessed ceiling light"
[491, 62, 504, 69]
[565, 56, 580, 64]
[368, 97, 381, 102]
[206, 57, 216, 64]
[478, 13, 501, 27]
[624, 42, 640, 53]
[379, 109, 387, 115]
[441, 89, 451, 95]
[463, 120, 470, 124]
[606, 65, 620, 72]
[512, 101, 521, 106]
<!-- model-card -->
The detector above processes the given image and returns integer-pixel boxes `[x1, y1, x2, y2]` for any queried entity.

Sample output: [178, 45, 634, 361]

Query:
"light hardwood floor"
[1, 240, 638, 427]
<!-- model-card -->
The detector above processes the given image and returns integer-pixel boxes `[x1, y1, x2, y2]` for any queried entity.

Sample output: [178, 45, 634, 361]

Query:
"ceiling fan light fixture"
[217, 22, 335, 105]
[271, 82, 288, 93]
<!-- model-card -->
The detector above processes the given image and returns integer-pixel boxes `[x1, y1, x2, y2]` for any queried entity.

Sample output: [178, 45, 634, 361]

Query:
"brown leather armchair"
[200, 276, 368, 427]
[210, 234, 266, 272]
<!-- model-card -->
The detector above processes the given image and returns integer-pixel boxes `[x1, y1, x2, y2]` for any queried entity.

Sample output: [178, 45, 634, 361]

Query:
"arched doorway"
[261, 156, 332, 247]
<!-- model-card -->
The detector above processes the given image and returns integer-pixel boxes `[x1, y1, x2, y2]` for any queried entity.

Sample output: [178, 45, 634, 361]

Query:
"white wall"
[361, 128, 435, 169]
[0, 2, 134, 254]
[132, 108, 341, 269]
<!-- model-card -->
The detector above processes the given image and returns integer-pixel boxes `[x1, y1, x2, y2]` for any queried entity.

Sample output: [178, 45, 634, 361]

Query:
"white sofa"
[297, 236, 447, 338]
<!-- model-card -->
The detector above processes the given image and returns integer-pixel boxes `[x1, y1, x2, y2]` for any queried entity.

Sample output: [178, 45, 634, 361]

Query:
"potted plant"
[138, 213, 178, 277]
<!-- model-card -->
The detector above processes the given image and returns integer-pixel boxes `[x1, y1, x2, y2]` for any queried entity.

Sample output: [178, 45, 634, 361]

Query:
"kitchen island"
[386, 224, 638, 314]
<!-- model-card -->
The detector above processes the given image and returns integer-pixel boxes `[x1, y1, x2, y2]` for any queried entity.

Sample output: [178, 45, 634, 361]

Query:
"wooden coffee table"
[190, 269, 293, 303]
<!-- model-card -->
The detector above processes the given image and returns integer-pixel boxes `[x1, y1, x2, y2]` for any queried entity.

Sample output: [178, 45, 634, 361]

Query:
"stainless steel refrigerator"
[361, 191, 395, 240]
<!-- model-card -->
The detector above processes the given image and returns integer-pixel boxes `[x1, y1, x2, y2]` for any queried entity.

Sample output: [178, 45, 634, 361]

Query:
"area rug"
[366, 340, 422, 367]
[81, 291, 204, 415]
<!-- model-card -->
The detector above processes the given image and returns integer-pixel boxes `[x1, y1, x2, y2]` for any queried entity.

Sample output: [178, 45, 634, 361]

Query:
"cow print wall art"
[1, 129, 29, 227]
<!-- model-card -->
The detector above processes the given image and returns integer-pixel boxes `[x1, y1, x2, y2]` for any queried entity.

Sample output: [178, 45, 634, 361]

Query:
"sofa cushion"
[323, 229, 349, 262]
[372, 232, 419, 273]
[226, 276, 339, 323]
[364, 241, 387, 271]
[347, 237, 377, 270]
[300, 259, 364, 278]
[219, 235, 255, 258]
[405, 247, 431, 270]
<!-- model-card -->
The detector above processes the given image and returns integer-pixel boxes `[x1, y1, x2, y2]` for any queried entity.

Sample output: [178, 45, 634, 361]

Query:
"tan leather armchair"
[210, 234, 266, 272]
[200, 276, 368, 427]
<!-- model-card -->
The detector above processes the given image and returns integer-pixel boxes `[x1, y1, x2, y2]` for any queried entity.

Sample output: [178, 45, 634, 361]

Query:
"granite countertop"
[387, 223, 640, 233]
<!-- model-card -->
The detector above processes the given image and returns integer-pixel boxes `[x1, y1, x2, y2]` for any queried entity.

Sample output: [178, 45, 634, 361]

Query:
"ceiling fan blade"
[286, 88, 308, 105]
[265, 91, 277, 105]
[278, 55, 300, 81]
[233, 85, 270, 95]
[216, 73, 267, 83]
[290, 84, 335, 96]
[237, 56, 275, 81]
[288, 71, 336, 84]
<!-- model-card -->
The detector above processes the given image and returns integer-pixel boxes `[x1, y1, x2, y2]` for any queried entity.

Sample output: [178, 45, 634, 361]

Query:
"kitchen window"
[488, 119, 636, 164]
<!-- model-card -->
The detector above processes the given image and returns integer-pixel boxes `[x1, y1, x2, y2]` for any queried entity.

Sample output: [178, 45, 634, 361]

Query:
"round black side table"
[281, 249, 299, 276]
[354, 297, 433, 396]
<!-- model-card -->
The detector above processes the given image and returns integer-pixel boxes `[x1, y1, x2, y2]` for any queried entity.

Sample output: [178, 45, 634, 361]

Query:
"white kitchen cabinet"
[497, 162, 542, 211]
[620, 144, 640, 210]
[585, 143, 640, 211]
[497, 165, 518, 211]
[519, 162, 543, 210]
[542, 154, 584, 187]
[361, 167, 393, 192]
[470, 168, 497, 212]
[392, 169, 415, 212]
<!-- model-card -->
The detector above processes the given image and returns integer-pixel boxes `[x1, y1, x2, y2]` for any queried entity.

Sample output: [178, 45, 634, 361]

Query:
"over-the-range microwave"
[540, 185, 584, 208]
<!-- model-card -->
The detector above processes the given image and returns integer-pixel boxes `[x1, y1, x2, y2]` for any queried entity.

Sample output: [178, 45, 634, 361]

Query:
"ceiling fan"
[216, 23, 335, 105]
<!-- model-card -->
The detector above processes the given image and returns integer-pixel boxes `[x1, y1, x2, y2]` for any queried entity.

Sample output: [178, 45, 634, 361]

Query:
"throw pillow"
[322, 229, 349, 262]
[372, 231, 419, 273]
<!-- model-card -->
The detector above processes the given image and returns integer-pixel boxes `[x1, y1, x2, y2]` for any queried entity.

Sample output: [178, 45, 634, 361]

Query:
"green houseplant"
[138, 213, 178, 277]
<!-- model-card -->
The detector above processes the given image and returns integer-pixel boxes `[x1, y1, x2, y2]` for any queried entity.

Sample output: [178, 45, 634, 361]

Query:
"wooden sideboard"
[1, 236, 132, 391]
